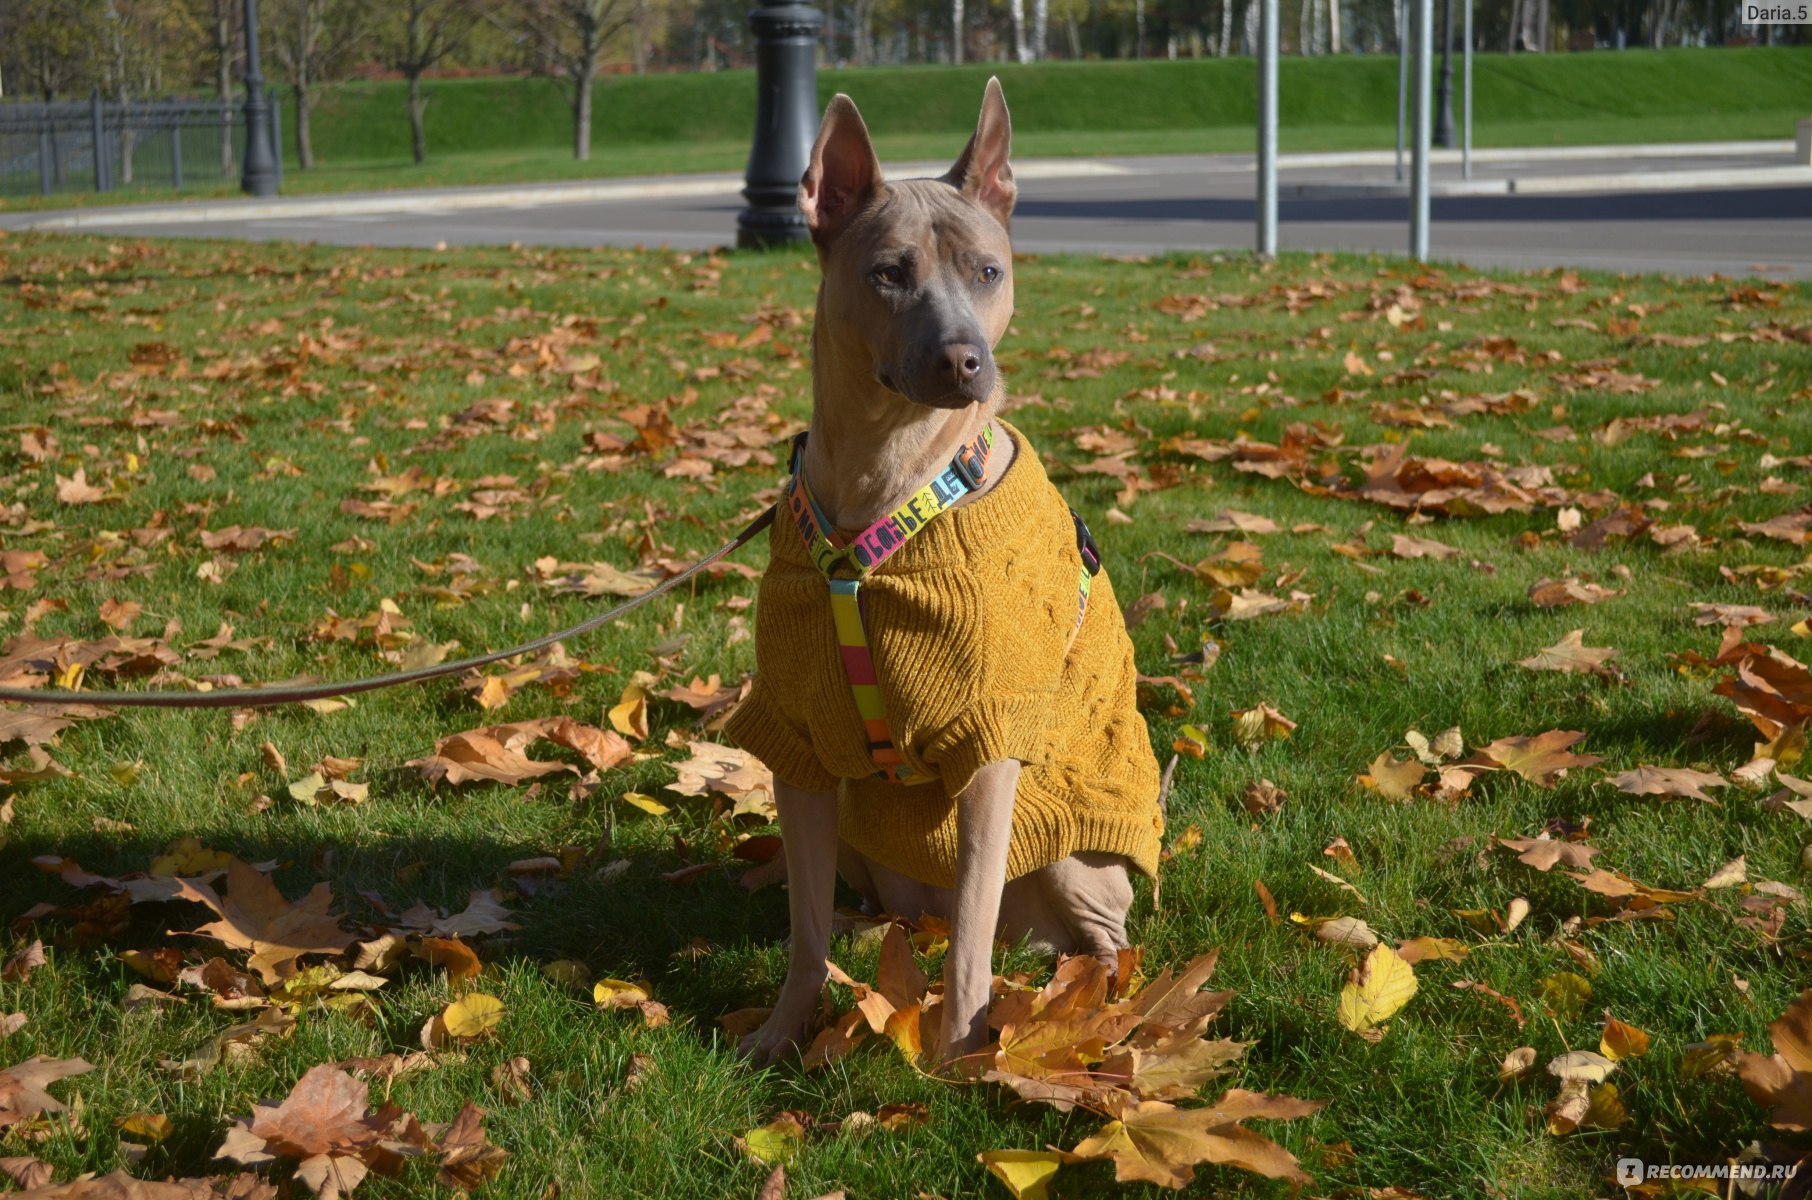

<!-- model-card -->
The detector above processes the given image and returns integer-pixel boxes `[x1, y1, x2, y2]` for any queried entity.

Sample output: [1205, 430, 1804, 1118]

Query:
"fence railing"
[0, 90, 283, 199]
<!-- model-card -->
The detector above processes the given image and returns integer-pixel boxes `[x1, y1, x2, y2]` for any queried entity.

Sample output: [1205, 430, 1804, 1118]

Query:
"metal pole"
[1434, 0, 1454, 146]
[1395, 0, 1407, 183]
[90, 89, 108, 193]
[1256, 0, 1278, 257]
[240, 0, 279, 196]
[1461, 0, 1472, 180]
[171, 121, 184, 190]
[1410, 0, 1432, 261]
[737, 0, 825, 249]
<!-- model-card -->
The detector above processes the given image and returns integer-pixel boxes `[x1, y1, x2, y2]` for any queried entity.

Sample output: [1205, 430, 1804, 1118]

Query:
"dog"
[725, 79, 1164, 1066]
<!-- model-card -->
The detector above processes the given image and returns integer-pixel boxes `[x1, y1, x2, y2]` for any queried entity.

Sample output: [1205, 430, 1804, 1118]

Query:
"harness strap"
[788, 425, 1102, 786]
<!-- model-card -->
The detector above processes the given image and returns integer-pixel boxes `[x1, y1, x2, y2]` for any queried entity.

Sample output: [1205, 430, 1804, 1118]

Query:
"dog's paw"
[737, 1008, 816, 1065]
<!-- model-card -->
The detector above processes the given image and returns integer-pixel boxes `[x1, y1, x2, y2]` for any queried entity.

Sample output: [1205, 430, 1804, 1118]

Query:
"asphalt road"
[12, 150, 1811, 278]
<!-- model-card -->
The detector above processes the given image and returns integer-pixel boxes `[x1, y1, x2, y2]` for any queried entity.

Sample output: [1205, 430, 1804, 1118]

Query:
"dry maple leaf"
[0, 1056, 92, 1131]
[1528, 579, 1618, 609]
[1495, 834, 1600, 872]
[1606, 765, 1730, 804]
[217, 1064, 504, 1195]
[1517, 630, 1620, 678]
[407, 717, 631, 786]
[1356, 752, 1425, 801]
[173, 860, 356, 985]
[1459, 731, 1603, 788]
[665, 740, 773, 815]
[1064, 1090, 1325, 1188]
[1739, 989, 1812, 1131]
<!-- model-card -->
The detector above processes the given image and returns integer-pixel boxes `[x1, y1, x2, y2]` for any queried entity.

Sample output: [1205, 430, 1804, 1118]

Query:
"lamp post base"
[737, 206, 811, 250]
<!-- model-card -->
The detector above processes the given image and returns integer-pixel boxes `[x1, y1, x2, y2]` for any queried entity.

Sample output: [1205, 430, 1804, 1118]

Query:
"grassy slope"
[0, 234, 1809, 1198]
[308, 48, 1812, 161]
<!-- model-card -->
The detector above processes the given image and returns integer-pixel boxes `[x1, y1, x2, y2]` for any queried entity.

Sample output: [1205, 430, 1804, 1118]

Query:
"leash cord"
[0, 506, 776, 711]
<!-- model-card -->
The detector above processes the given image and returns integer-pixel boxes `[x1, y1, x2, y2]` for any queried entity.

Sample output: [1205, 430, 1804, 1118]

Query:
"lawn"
[0, 231, 1810, 1200]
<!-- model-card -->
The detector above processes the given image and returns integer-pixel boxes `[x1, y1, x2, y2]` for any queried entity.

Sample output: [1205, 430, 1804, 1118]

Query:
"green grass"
[2, 47, 1806, 210]
[0, 232, 1810, 1199]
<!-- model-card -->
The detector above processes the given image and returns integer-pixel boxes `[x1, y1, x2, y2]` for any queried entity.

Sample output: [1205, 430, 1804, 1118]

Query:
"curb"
[0, 158, 1131, 231]
[1290, 163, 1812, 199]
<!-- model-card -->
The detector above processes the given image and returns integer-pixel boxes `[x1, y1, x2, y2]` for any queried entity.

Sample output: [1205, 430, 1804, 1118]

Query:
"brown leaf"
[1517, 630, 1620, 677]
[1066, 1092, 1324, 1188]
[1607, 765, 1730, 804]
[1528, 578, 1618, 609]
[1739, 989, 1812, 1130]
[172, 860, 356, 985]
[1460, 730, 1603, 788]
[0, 1055, 92, 1130]
[2, 940, 46, 983]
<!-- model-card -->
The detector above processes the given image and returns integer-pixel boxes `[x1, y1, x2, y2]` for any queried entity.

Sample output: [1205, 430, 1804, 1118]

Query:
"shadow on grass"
[4, 823, 799, 1030]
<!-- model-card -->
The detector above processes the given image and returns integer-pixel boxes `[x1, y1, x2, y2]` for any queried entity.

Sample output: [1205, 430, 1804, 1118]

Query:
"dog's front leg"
[941, 758, 1021, 1065]
[740, 779, 840, 1064]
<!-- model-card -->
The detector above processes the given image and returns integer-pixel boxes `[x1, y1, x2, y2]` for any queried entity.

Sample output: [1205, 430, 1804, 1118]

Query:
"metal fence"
[0, 91, 283, 199]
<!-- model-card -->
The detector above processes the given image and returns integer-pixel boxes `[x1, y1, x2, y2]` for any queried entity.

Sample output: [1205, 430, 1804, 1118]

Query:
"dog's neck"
[801, 322, 1015, 538]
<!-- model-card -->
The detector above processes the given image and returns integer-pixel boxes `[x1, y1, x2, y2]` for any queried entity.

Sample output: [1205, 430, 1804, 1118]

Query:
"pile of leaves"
[789, 928, 1324, 1191]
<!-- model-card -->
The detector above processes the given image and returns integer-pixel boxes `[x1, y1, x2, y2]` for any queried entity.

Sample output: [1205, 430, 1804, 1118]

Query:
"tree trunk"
[1299, 0, 1311, 52]
[951, 0, 964, 63]
[1506, 0, 1521, 49]
[1218, 0, 1232, 56]
[1328, 0, 1340, 51]
[215, 1, 235, 175]
[294, 82, 314, 168]
[1009, 0, 1028, 60]
[573, 64, 594, 160]
[1536, 0, 1549, 49]
[1067, 12, 1081, 56]
[1031, 0, 1047, 59]
[1135, 0, 1145, 56]
[407, 72, 428, 162]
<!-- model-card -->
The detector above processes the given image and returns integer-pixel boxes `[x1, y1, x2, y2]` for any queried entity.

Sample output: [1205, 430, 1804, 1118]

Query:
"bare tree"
[380, 0, 479, 163]
[1030, 0, 1047, 57]
[951, 0, 964, 62]
[270, 0, 366, 168]
[516, 0, 633, 161]
[1008, 0, 1028, 59]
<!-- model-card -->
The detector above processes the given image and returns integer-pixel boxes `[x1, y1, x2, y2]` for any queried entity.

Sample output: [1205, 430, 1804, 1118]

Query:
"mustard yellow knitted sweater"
[725, 422, 1163, 888]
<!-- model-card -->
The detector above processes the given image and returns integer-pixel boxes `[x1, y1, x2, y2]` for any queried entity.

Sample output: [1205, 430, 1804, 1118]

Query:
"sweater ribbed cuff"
[723, 690, 841, 794]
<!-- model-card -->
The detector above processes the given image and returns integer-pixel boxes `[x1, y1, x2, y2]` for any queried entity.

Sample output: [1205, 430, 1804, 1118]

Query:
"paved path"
[6, 142, 1808, 278]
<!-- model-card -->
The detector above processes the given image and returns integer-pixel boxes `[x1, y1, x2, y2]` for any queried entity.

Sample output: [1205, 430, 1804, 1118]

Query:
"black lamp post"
[737, 0, 823, 249]
[1433, 0, 1456, 147]
[240, 0, 280, 196]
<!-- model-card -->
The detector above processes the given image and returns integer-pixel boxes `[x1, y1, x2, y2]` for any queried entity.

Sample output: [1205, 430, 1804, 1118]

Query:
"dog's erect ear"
[799, 95, 885, 243]
[943, 76, 1015, 228]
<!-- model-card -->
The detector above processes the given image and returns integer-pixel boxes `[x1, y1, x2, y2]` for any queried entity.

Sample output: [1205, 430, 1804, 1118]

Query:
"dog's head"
[798, 79, 1016, 411]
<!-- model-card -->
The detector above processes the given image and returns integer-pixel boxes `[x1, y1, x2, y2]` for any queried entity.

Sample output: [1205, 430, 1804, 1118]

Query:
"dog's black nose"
[941, 344, 985, 384]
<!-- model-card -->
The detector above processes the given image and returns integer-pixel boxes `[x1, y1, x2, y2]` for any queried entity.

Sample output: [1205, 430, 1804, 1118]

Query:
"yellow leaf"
[148, 836, 231, 878]
[1601, 1014, 1651, 1060]
[1539, 971, 1592, 1021]
[620, 791, 670, 816]
[741, 1115, 806, 1165]
[593, 978, 651, 1009]
[609, 683, 650, 740]
[116, 1113, 173, 1142]
[978, 1150, 1063, 1199]
[540, 960, 591, 989]
[1338, 944, 1417, 1037]
[442, 993, 505, 1038]
[109, 760, 144, 786]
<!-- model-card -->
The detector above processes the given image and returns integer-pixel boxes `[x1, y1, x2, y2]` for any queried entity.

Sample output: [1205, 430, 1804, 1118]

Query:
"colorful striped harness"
[786, 426, 1101, 785]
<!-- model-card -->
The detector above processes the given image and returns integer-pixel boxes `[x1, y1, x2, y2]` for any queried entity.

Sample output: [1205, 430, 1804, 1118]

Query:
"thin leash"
[0, 507, 777, 710]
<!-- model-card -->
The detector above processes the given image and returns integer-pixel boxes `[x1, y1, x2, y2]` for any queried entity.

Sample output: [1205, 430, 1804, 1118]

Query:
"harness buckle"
[787, 430, 809, 475]
[1071, 508, 1102, 577]
[951, 446, 986, 493]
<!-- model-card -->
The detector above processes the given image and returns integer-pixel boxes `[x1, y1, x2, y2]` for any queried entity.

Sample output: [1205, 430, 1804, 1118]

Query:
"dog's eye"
[979, 265, 1002, 284]
[871, 264, 906, 287]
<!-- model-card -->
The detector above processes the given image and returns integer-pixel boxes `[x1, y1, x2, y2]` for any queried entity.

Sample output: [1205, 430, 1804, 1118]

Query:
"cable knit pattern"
[724, 421, 1164, 888]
